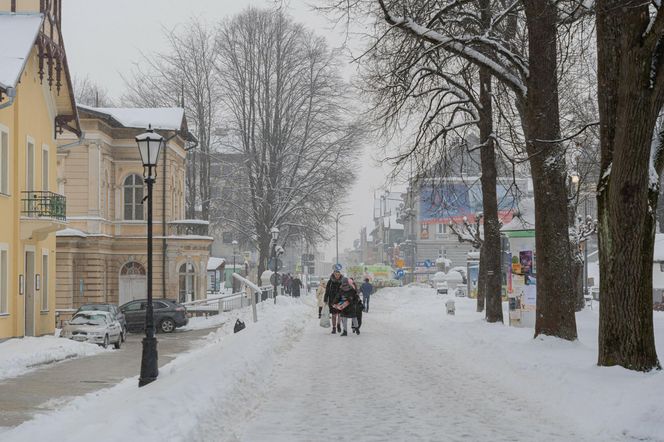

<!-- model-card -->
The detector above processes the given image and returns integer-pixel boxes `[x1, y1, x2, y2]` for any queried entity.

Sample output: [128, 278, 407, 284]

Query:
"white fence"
[183, 274, 279, 322]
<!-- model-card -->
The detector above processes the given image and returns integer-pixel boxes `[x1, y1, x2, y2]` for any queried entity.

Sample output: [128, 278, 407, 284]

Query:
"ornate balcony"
[20, 191, 67, 240]
[168, 219, 209, 237]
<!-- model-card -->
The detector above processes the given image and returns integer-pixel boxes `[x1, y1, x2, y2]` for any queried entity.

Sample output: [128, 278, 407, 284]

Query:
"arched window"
[123, 174, 144, 220]
[178, 262, 196, 303]
[120, 261, 146, 276]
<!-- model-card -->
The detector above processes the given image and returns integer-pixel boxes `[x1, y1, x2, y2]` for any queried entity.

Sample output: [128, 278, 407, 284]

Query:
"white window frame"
[0, 124, 9, 196]
[41, 249, 49, 312]
[42, 144, 49, 192]
[0, 243, 8, 315]
[123, 174, 145, 221]
[26, 136, 35, 192]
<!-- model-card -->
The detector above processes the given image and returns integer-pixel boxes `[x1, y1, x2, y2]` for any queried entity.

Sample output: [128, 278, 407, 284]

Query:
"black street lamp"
[271, 227, 279, 304]
[136, 125, 163, 388]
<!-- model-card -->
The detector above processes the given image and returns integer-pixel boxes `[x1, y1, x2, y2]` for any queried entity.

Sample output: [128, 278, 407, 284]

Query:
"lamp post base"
[138, 336, 159, 387]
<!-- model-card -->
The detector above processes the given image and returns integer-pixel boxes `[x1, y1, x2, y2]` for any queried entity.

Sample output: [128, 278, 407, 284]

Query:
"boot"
[331, 328, 336, 334]
[356, 328, 360, 335]
[337, 324, 341, 333]
[340, 330, 347, 336]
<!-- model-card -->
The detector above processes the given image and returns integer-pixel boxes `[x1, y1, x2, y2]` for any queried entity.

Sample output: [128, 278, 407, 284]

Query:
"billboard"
[419, 181, 517, 224]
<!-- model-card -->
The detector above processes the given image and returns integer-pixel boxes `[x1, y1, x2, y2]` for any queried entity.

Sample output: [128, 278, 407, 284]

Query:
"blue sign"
[395, 269, 405, 279]
[424, 259, 433, 268]
[334, 263, 343, 271]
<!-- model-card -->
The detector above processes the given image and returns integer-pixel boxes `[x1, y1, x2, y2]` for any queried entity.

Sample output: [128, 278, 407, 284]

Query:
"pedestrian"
[324, 268, 343, 334]
[316, 277, 327, 318]
[291, 276, 303, 297]
[334, 277, 360, 336]
[282, 273, 291, 296]
[360, 278, 374, 313]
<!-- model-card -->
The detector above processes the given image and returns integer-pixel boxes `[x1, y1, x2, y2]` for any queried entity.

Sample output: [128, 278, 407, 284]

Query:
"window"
[42, 145, 49, 191]
[0, 246, 7, 314]
[41, 251, 49, 311]
[660, 262, 664, 272]
[123, 301, 142, 312]
[0, 128, 8, 194]
[123, 174, 144, 220]
[179, 262, 196, 303]
[26, 138, 35, 191]
[437, 224, 446, 235]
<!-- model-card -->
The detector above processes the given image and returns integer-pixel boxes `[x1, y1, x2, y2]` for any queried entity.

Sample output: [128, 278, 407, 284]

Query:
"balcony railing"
[21, 191, 66, 221]
[168, 219, 209, 236]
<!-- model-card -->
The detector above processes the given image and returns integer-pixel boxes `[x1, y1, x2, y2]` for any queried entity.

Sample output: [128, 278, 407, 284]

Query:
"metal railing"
[182, 275, 279, 323]
[21, 191, 66, 221]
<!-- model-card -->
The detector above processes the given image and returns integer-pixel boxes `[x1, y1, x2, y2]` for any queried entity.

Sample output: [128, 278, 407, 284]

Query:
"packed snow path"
[234, 294, 594, 442]
[4, 288, 660, 441]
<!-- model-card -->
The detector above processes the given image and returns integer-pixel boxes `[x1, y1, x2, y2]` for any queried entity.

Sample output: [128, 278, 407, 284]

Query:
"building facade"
[55, 105, 212, 315]
[0, 1, 80, 339]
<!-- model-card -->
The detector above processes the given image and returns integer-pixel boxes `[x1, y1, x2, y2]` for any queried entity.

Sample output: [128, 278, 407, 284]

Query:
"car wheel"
[160, 318, 175, 333]
[114, 336, 121, 349]
[101, 335, 109, 349]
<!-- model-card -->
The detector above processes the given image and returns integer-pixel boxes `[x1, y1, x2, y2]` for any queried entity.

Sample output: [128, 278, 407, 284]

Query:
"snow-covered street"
[3, 287, 663, 441]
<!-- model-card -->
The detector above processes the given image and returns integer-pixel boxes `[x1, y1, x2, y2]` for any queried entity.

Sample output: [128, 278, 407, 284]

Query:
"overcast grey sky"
[61, 0, 396, 260]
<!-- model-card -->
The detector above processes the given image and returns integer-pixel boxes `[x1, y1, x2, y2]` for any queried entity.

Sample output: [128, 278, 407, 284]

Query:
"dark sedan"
[119, 299, 188, 333]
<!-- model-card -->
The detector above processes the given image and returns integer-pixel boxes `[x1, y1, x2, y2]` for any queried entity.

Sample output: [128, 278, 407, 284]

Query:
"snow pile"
[0, 336, 107, 382]
[3, 297, 310, 442]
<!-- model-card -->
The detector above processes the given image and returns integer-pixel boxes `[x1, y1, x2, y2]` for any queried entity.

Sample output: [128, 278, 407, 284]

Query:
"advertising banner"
[419, 181, 516, 225]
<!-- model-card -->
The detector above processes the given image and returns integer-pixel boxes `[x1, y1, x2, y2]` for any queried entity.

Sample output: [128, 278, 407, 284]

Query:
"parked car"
[61, 311, 122, 349]
[74, 303, 126, 342]
[119, 299, 188, 333]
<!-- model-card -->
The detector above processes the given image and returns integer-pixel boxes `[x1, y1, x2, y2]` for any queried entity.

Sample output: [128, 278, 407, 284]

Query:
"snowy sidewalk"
[235, 295, 596, 442]
[3, 289, 662, 441]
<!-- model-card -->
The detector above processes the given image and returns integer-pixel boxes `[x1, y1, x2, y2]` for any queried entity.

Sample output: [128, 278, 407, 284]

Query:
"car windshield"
[70, 313, 107, 325]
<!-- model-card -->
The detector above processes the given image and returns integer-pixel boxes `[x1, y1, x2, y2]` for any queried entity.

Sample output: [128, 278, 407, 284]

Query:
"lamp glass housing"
[135, 128, 164, 168]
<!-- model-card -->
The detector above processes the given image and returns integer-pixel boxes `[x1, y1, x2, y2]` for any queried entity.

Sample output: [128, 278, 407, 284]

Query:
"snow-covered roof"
[78, 104, 185, 130]
[501, 198, 535, 231]
[0, 14, 43, 90]
[207, 257, 226, 270]
[169, 219, 210, 225]
[654, 234, 664, 262]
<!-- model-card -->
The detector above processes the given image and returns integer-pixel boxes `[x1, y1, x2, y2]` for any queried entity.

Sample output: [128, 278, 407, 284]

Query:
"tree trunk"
[257, 235, 270, 286]
[595, 0, 660, 370]
[523, 0, 577, 340]
[572, 252, 585, 312]
[477, 245, 486, 312]
[477, 56, 502, 323]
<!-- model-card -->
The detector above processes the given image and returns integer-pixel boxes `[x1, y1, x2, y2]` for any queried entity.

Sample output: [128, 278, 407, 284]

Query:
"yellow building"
[0, 1, 80, 339]
[55, 105, 212, 320]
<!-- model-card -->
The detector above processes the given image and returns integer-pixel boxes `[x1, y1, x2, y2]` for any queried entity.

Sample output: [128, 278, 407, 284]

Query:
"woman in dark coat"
[335, 278, 360, 336]
[324, 269, 343, 333]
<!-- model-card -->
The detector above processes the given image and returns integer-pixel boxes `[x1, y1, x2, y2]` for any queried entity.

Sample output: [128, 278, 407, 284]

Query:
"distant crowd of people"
[315, 268, 374, 336]
[281, 273, 303, 297]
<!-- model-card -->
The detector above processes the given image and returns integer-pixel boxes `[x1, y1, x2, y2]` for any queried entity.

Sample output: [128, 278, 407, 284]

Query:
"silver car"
[61, 311, 122, 349]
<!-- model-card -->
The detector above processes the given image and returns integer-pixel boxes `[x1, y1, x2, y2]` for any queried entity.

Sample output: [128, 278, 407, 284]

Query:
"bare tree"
[73, 75, 114, 107]
[595, 0, 663, 371]
[215, 8, 362, 282]
[123, 19, 218, 221]
[325, 0, 587, 340]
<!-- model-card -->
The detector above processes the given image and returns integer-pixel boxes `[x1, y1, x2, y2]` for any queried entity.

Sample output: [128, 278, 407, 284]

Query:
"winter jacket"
[360, 282, 373, 297]
[338, 286, 360, 318]
[291, 278, 303, 296]
[316, 284, 326, 307]
[324, 273, 342, 306]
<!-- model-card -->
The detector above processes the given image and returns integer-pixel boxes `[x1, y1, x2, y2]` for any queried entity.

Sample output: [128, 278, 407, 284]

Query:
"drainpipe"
[0, 87, 16, 110]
